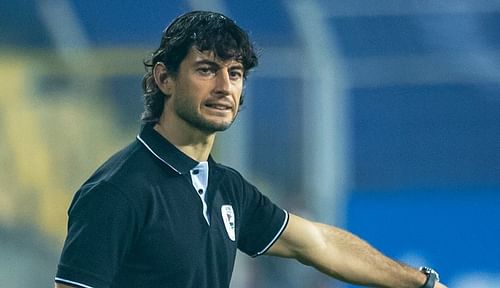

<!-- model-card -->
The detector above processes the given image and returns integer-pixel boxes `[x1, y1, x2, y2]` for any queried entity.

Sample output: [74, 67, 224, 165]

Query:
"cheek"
[234, 83, 244, 103]
[175, 82, 202, 103]
[188, 81, 212, 100]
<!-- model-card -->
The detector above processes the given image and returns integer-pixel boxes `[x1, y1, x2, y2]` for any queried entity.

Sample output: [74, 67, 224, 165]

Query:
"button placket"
[190, 162, 210, 225]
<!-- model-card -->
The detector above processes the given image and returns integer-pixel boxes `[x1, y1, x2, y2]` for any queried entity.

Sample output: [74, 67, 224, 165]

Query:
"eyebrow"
[194, 59, 244, 70]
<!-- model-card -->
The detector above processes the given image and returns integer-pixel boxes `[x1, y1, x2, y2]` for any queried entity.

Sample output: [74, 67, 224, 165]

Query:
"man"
[55, 11, 447, 288]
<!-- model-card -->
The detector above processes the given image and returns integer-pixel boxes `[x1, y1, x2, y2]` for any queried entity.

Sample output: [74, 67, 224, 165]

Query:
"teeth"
[208, 104, 229, 110]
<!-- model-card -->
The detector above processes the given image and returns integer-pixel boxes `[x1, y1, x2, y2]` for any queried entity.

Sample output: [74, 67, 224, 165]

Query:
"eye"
[229, 69, 243, 81]
[197, 66, 216, 76]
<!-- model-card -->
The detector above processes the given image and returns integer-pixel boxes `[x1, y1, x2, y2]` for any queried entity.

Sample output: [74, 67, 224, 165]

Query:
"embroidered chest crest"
[221, 205, 235, 241]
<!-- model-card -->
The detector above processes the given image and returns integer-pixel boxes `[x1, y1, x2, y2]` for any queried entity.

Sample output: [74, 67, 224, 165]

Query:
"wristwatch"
[419, 266, 440, 288]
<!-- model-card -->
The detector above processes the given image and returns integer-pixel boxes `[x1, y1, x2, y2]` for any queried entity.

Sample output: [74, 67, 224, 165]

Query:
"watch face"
[420, 266, 440, 282]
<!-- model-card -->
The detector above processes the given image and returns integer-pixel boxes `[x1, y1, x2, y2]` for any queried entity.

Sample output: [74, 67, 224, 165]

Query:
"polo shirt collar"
[136, 123, 200, 174]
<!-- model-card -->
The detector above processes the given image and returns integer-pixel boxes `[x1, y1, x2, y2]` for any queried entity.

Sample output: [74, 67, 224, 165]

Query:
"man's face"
[166, 47, 244, 134]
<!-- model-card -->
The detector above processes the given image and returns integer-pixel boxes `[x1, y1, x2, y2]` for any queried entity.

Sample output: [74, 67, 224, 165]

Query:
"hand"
[435, 282, 448, 288]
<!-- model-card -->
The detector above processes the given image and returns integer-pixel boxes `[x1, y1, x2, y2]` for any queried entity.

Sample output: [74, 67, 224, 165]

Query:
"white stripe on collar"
[137, 134, 181, 174]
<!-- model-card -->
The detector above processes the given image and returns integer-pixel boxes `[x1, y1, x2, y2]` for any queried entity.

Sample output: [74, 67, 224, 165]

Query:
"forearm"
[303, 223, 426, 288]
[268, 214, 446, 287]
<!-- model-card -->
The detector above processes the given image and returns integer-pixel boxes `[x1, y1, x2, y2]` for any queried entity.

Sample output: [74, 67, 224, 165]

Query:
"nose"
[214, 69, 231, 95]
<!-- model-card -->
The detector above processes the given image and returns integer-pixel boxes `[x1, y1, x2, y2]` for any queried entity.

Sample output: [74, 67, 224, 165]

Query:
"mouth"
[204, 102, 233, 112]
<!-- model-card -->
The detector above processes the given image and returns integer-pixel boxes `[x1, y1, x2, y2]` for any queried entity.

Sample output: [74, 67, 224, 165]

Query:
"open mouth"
[205, 103, 232, 111]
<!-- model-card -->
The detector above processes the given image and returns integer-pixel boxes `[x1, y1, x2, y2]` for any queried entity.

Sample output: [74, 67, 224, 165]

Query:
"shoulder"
[83, 139, 160, 190]
[214, 163, 255, 186]
[213, 163, 260, 195]
[216, 163, 243, 179]
[70, 140, 159, 210]
[212, 163, 270, 208]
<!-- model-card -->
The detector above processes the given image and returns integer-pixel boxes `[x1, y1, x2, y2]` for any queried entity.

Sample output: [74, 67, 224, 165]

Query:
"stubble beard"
[174, 98, 236, 134]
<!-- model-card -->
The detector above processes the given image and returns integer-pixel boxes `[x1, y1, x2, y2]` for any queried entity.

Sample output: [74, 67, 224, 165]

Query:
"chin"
[201, 121, 233, 133]
[212, 123, 233, 132]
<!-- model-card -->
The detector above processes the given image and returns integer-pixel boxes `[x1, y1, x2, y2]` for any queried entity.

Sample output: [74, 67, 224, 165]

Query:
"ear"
[153, 62, 173, 95]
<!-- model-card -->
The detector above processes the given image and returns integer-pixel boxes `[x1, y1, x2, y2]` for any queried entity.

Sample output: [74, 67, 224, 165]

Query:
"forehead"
[184, 47, 244, 67]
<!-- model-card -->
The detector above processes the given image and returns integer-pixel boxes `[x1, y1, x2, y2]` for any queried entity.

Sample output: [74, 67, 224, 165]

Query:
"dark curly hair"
[141, 11, 259, 123]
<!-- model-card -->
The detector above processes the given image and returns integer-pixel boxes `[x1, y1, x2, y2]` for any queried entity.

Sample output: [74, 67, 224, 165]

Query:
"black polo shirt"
[55, 123, 289, 288]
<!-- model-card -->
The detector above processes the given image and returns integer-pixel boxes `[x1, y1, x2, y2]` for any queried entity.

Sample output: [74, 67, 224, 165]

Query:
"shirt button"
[198, 189, 203, 195]
[192, 170, 199, 175]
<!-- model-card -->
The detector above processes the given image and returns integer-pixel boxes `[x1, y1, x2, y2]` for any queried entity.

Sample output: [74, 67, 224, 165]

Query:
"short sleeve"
[55, 181, 138, 288]
[237, 181, 289, 257]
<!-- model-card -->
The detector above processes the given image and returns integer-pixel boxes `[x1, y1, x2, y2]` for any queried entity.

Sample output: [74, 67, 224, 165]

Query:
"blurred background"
[1, 0, 500, 287]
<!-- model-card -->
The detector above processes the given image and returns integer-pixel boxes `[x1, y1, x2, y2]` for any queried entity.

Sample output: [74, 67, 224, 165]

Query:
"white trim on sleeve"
[253, 209, 289, 257]
[55, 277, 95, 288]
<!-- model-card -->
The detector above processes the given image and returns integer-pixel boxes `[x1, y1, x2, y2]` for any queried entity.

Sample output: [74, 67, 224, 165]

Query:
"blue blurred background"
[1, 0, 499, 287]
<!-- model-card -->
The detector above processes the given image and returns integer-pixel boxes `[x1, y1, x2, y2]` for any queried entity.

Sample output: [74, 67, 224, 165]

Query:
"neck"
[154, 118, 215, 162]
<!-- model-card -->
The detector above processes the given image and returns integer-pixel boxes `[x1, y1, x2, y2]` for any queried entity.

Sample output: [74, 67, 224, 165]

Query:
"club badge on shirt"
[221, 205, 235, 241]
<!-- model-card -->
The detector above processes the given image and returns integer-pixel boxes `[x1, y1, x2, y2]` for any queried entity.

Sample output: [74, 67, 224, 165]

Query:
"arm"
[267, 213, 447, 288]
[54, 284, 73, 288]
